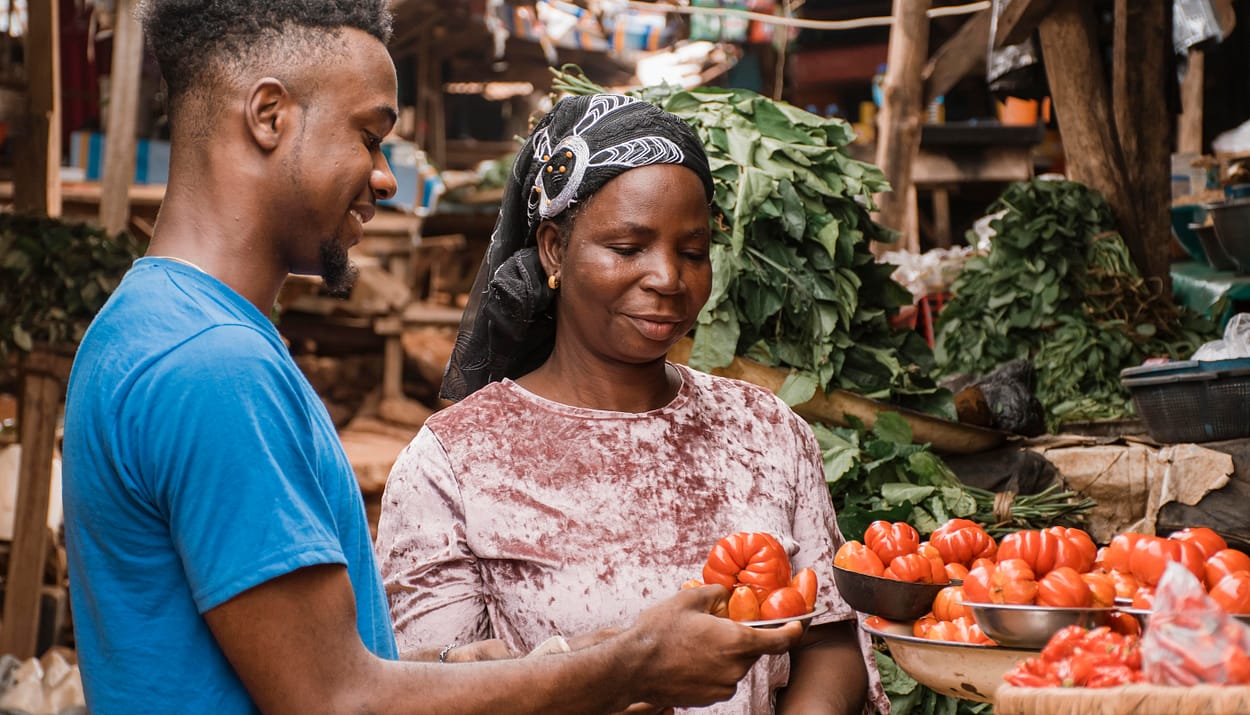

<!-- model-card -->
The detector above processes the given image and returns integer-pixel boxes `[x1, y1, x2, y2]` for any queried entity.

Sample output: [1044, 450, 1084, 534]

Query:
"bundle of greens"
[816, 412, 1094, 541]
[1, 214, 144, 362]
[552, 68, 951, 416]
[933, 179, 1216, 429]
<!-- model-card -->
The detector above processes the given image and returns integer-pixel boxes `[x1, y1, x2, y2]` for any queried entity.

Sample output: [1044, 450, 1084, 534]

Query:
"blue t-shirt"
[63, 258, 398, 714]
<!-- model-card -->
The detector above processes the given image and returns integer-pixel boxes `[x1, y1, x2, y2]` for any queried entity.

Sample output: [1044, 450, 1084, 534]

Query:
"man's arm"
[204, 564, 802, 714]
[773, 620, 868, 715]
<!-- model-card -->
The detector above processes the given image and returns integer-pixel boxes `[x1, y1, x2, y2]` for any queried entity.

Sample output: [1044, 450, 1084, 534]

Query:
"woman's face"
[539, 163, 712, 366]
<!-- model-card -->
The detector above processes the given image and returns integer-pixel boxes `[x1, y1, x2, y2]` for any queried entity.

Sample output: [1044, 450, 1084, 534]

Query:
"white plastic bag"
[1191, 313, 1250, 361]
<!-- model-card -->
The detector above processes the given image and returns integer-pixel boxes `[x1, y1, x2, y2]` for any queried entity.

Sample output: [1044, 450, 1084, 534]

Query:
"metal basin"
[1207, 198, 1250, 273]
[965, 602, 1113, 649]
[833, 565, 948, 622]
[862, 619, 1035, 703]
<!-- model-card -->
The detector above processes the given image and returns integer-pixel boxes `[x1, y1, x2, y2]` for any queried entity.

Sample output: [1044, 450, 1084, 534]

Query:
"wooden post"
[1113, 0, 1172, 286]
[874, 0, 931, 250]
[13, 0, 61, 217]
[924, 9, 991, 106]
[1178, 48, 1204, 155]
[100, 0, 146, 235]
[1038, 1, 1136, 262]
[0, 350, 74, 658]
[993, 0, 1056, 49]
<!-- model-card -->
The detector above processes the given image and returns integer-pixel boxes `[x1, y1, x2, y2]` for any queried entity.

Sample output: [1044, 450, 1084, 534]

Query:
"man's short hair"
[138, 0, 393, 123]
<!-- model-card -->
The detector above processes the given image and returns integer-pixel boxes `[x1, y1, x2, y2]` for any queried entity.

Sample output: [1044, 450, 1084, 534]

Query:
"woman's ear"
[535, 220, 563, 277]
[245, 77, 291, 151]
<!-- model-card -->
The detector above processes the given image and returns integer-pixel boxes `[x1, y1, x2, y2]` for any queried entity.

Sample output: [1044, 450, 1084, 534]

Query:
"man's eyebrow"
[375, 104, 398, 126]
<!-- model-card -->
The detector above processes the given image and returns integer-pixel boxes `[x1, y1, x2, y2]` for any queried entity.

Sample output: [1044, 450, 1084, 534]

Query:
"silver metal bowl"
[1207, 198, 1250, 273]
[965, 602, 1113, 649]
[832, 565, 949, 622]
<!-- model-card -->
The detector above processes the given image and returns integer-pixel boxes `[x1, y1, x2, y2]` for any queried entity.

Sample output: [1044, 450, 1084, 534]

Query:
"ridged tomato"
[1036, 566, 1093, 608]
[1168, 526, 1227, 560]
[759, 586, 808, 620]
[1209, 571, 1250, 614]
[1204, 549, 1250, 591]
[931, 585, 969, 621]
[834, 541, 886, 577]
[930, 518, 997, 567]
[990, 558, 1038, 605]
[864, 520, 920, 565]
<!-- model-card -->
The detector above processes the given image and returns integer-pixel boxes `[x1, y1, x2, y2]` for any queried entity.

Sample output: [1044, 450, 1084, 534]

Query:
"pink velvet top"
[375, 363, 886, 713]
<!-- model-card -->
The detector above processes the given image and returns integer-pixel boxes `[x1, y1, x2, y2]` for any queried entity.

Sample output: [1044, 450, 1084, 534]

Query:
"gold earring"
[548, 274, 560, 290]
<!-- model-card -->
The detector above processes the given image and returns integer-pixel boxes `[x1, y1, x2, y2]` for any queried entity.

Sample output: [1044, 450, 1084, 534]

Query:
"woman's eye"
[609, 245, 641, 256]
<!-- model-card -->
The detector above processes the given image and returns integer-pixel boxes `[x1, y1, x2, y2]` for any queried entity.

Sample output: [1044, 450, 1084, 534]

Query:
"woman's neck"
[516, 348, 680, 413]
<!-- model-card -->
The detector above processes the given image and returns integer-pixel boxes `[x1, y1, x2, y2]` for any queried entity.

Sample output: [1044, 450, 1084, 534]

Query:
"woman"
[375, 94, 883, 713]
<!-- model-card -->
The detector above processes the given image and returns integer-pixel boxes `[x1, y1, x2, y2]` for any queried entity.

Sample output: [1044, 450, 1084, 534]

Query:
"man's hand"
[623, 585, 803, 708]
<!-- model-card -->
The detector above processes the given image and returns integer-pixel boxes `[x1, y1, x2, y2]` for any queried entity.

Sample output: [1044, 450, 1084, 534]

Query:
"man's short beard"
[320, 238, 358, 298]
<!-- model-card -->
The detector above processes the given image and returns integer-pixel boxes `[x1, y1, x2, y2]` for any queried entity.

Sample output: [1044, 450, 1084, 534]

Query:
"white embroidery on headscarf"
[529, 95, 687, 221]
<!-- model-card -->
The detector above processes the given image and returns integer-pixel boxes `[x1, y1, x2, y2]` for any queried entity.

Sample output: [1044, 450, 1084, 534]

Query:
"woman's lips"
[628, 315, 684, 342]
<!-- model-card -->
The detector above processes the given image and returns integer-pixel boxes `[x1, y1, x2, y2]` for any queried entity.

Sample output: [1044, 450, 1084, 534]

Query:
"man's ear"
[535, 221, 563, 277]
[245, 77, 291, 151]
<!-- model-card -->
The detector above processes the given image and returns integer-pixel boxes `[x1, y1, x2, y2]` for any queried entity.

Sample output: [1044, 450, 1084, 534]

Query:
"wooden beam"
[924, 9, 991, 106]
[100, 0, 146, 235]
[874, 0, 932, 248]
[12, 0, 61, 216]
[994, 0, 1056, 49]
[1113, 0, 1172, 285]
[0, 351, 73, 658]
[1178, 48, 1205, 155]
[1038, 0, 1135, 261]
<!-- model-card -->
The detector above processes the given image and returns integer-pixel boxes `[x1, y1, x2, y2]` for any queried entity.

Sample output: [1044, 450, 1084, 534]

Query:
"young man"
[61, 2, 802, 713]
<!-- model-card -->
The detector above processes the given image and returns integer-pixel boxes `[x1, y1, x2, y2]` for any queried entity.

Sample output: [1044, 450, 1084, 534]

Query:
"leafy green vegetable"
[1, 214, 144, 362]
[552, 67, 952, 417]
[874, 651, 990, 715]
[934, 179, 1217, 429]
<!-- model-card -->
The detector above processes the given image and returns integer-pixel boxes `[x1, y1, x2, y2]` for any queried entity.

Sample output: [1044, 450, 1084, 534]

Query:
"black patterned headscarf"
[440, 94, 714, 401]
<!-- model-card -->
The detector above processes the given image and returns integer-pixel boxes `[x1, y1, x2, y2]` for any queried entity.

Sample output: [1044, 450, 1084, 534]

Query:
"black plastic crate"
[1120, 360, 1250, 443]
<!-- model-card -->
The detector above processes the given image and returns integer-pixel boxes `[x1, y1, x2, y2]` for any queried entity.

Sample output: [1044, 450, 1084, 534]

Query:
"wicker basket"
[996, 683, 1250, 715]
[1120, 359, 1250, 443]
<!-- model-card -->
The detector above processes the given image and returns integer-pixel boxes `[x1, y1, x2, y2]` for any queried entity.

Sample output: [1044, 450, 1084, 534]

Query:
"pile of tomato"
[1098, 527, 1250, 614]
[683, 532, 818, 622]
[1004, 625, 1145, 688]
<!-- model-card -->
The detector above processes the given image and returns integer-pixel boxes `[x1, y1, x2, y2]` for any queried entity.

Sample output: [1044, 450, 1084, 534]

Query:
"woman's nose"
[371, 156, 397, 201]
[640, 253, 681, 294]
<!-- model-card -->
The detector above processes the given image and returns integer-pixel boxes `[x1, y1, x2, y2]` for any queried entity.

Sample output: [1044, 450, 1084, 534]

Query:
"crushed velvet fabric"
[376, 364, 887, 713]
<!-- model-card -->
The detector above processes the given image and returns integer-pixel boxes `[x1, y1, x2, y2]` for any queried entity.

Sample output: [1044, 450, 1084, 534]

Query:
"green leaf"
[777, 371, 819, 406]
[881, 482, 936, 504]
[872, 411, 913, 445]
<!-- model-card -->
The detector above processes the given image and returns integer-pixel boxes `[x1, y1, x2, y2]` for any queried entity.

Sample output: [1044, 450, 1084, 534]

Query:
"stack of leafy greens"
[933, 179, 1216, 429]
[816, 411, 1094, 541]
[553, 68, 951, 417]
[1, 214, 144, 362]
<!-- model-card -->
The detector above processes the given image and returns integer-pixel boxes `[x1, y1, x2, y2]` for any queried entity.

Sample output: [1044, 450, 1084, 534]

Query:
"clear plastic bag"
[1141, 561, 1250, 685]
[1191, 313, 1250, 361]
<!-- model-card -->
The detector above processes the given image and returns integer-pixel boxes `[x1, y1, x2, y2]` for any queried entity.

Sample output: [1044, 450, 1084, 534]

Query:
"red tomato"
[703, 532, 792, 597]
[1128, 536, 1203, 586]
[931, 585, 968, 622]
[1131, 586, 1155, 609]
[962, 560, 995, 603]
[884, 553, 936, 583]
[917, 543, 949, 584]
[728, 585, 760, 622]
[990, 558, 1038, 605]
[864, 520, 920, 565]
[1045, 527, 1097, 573]
[913, 614, 939, 637]
[923, 616, 992, 645]
[1204, 549, 1250, 590]
[759, 586, 809, 620]
[1106, 611, 1142, 637]
[930, 518, 997, 567]
[680, 579, 704, 590]
[833, 541, 886, 577]
[1168, 526, 1227, 559]
[1081, 571, 1117, 608]
[998, 529, 1087, 577]
[945, 562, 970, 582]
[1101, 533, 1144, 573]
[1110, 569, 1139, 600]
[1209, 571, 1250, 614]
[1037, 566, 1093, 608]
[791, 568, 818, 612]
